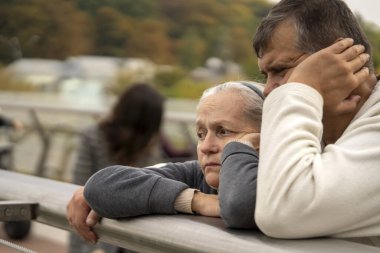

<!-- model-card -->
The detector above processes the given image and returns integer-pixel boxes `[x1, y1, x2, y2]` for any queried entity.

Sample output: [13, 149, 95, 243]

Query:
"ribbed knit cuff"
[174, 188, 198, 214]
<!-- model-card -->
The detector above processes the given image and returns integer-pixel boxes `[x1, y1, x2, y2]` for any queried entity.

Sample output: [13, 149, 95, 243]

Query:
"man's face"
[258, 20, 309, 97]
[196, 91, 259, 189]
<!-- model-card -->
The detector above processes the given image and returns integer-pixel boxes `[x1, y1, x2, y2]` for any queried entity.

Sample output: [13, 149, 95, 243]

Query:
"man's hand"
[288, 38, 370, 114]
[66, 187, 100, 243]
[191, 192, 220, 217]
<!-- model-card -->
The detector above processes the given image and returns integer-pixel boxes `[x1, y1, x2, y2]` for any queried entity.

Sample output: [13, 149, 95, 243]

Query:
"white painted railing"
[0, 99, 197, 179]
[0, 170, 379, 253]
[0, 99, 196, 123]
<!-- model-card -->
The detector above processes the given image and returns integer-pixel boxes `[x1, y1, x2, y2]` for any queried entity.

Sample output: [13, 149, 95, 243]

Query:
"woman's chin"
[205, 173, 219, 189]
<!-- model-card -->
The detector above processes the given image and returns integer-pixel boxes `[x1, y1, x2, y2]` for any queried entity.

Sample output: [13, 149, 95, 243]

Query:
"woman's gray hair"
[198, 81, 264, 129]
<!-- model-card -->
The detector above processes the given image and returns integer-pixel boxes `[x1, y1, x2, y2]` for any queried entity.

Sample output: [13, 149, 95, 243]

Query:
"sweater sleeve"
[219, 142, 259, 229]
[174, 188, 198, 214]
[84, 161, 201, 218]
[256, 83, 380, 239]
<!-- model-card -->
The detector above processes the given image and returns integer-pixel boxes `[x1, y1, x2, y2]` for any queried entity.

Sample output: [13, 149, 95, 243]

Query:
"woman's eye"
[218, 128, 231, 136]
[197, 130, 206, 140]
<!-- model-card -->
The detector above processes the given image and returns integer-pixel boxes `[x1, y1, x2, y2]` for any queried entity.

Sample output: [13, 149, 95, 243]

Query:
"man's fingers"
[355, 66, 370, 84]
[327, 38, 354, 54]
[350, 54, 370, 73]
[335, 95, 362, 114]
[341, 44, 366, 61]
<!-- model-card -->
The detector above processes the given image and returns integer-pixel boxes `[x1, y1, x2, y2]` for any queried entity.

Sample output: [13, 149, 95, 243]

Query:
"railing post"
[28, 109, 50, 177]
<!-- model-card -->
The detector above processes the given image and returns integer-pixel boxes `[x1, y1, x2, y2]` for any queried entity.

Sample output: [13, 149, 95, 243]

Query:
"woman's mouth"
[204, 162, 221, 170]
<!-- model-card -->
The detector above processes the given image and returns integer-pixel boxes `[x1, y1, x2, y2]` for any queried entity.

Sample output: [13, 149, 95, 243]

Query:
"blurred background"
[0, 0, 379, 252]
[1, 0, 380, 100]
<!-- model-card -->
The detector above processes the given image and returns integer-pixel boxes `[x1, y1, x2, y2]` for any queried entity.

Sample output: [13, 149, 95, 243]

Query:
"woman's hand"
[191, 192, 220, 217]
[66, 187, 100, 243]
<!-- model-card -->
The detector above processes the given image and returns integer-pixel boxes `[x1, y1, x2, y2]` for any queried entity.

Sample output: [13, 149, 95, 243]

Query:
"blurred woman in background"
[69, 83, 165, 253]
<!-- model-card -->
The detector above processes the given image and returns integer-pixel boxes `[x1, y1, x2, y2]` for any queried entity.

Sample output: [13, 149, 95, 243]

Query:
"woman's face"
[196, 90, 259, 189]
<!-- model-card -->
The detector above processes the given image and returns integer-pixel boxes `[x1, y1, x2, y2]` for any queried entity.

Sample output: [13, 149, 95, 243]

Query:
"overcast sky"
[269, 0, 380, 28]
[342, 0, 380, 27]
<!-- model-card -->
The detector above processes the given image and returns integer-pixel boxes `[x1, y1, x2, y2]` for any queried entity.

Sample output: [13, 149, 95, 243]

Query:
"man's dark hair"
[253, 0, 374, 71]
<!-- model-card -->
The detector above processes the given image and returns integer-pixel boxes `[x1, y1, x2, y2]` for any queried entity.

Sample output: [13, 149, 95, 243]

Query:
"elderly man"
[253, 0, 380, 244]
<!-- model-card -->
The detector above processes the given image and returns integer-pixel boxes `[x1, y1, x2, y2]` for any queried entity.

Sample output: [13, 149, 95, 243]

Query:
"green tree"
[178, 28, 207, 69]
[76, 0, 158, 18]
[94, 7, 133, 56]
[157, 0, 271, 69]
[0, 0, 94, 63]
[125, 20, 173, 64]
[226, 27, 253, 62]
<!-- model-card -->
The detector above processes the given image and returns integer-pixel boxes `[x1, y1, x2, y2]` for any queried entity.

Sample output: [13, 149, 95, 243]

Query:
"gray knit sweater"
[70, 124, 164, 253]
[84, 142, 259, 229]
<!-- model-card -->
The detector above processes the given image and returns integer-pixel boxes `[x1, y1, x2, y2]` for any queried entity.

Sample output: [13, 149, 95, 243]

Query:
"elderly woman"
[67, 81, 263, 246]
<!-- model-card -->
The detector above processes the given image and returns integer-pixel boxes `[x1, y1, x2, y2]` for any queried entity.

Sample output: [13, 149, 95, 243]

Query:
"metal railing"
[0, 169, 379, 253]
[0, 99, 196, 122]
[0, 99, 197, 180]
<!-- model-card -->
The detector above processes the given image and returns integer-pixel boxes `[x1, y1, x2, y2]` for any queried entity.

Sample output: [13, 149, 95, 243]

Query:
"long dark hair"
[99, 83, 164, 165]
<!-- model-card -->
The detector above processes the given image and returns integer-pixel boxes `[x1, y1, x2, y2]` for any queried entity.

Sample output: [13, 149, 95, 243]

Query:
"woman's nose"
[200, 135, 219, 154]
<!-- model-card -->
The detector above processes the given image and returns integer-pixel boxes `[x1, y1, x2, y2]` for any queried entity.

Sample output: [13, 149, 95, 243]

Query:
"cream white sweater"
[256, 82, 380, 241]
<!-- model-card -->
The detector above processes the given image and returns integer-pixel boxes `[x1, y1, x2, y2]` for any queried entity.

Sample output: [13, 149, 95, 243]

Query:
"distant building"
[64, 56, 121, 85]
[5, 58, 64, 89]
[4, 56, 157, 94]
[119, 58, 156, 82]
[190, 57, 244, 82]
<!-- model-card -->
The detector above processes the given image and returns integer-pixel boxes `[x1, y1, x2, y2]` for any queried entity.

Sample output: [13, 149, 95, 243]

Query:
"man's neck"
[322, 74, 378, 144]
[322, 114, 354, 144]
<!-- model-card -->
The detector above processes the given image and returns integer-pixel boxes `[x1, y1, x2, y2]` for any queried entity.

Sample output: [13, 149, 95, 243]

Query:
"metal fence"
[1, 169, 379, 253]
[0, 98, 197, 181]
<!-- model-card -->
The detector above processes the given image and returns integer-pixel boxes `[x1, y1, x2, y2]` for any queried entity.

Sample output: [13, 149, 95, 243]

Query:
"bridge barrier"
[0, 169, 379, 253]
[0, 100, 197, 180]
